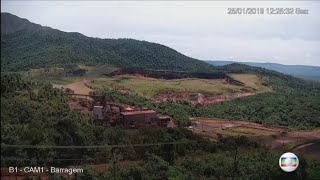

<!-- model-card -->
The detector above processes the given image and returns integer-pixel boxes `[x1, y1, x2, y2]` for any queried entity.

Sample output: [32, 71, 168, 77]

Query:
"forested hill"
[207, 60, 320, 80]
[1, 13, 42, 35]
[1, 14, 320, 129]
[1, 13, 214, 72]
[2, 14, 319, 89]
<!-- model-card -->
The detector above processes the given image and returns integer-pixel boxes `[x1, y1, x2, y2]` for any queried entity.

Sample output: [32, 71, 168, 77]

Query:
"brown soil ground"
[293, 143, 320, 160]
[191, 118, 320, 156]
[67, 98, 92, 114]
[193, 118, 286, 132]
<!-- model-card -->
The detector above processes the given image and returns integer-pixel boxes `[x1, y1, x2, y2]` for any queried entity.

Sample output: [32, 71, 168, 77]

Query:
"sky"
[1, 1, 320, 66]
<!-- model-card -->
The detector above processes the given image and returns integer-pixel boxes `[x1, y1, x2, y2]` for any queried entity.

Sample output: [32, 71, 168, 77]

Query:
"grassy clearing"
[90, 73, 271, 98]
[230, 127, 278, 136]
[53, 81, 92, 95]
[193, 117, 233, 124]
[23, 66, 271, 98]
[92, 75, 246, 98]
[213, 127, 279, 137]
[196, 117, 280, 137]
[77, 64, 119, 78]
[23, 64, 119, 83]
[228, 73, 271, 93]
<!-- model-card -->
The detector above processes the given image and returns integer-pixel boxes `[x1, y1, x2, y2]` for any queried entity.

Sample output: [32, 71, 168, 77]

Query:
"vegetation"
[200, 91, 320, 129]
[18, 64, 320, 130]
[2, 13, 319, 129]
[202, 65, 320, 129]
[228, 73, 270, 92]
[74, 151, 319, 180]
[9, 58, 318, 130]
[2, 75, 319, 179]
[53, 81, 92, 95]
[92, 84, 320, 129]
[23, 65, 271, 98]
[214, 127, 279, 137]
[2, 12, 320, 179]
[1, 27, 215, 72]
[207, 60, 320, 80]
[4, 74, 312, 179]
[22, 64, 320, 129]
[92, 75, 269, 98]
[1, 13, 42, 35]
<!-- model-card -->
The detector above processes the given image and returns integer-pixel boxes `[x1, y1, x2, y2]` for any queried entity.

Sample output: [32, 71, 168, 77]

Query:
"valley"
[18, 64, 319, 162]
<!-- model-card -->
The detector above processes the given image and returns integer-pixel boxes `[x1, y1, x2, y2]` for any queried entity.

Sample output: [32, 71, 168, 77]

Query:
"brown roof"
[157, 115, 171, 119]
[121, 110, 156, 116]
[125, 107, 134, 111]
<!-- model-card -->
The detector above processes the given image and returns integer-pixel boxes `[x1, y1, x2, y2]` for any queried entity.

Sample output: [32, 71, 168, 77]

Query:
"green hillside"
[1, 13, 214, 72]
[1, 13, 42, 35]
[2, 13, 320, 129]
[207, 60, 320, 80]
[1, 12, 320, 180]
[3, 74, 320, 179]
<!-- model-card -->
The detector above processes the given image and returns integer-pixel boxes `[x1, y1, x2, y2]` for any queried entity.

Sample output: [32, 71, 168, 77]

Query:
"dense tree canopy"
[2, 74, 320, 179]
[1, 28, 216, 72]
[2, 13, 320, 179]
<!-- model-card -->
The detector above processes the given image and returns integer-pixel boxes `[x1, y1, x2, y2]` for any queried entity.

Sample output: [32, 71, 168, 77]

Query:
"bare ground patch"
[153, 91, 256, 105]
[190, 118, 320, 154]
[53, 80, 92, 95]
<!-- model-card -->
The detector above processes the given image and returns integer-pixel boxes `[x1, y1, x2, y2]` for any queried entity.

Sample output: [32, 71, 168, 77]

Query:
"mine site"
[40, 65, 319, 161]
[2, 4, 320, 179]
[46, 66, 269, 126]
[2, 62, 319, 180]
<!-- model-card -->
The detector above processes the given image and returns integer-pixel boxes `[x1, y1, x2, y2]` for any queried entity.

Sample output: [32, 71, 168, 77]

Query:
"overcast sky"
[2, 1, 320, 66]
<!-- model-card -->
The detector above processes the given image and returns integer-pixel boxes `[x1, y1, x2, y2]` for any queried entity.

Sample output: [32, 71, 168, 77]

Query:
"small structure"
[141, 107, 149, 110]
[61, 87, 74, 94]
[125, 107, 134, 111]
[93, 105, 104, 120]
[197, 93, 204, 104]
[121, 110, 157, 128]
[157, 115, 174, 128]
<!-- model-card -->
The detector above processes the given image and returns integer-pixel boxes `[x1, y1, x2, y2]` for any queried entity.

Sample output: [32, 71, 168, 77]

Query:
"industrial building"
[66, 93, 174, 128]
[92, 101, 174, 128]
[121, 110, 157, 128]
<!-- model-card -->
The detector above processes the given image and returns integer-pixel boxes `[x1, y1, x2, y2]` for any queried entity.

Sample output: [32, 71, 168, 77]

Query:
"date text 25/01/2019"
[227, 8, 309, 15]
